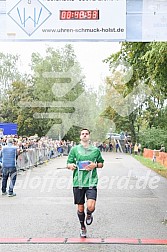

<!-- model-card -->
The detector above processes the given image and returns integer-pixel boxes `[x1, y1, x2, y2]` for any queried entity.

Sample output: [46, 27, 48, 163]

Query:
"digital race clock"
[60, 10, 99, 20]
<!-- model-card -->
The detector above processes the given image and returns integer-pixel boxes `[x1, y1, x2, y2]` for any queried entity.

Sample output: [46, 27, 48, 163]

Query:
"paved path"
[0, 152, 167, 252]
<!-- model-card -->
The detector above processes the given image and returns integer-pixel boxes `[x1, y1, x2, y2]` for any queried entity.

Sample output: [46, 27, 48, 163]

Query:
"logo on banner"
[7, 0, 52, 36]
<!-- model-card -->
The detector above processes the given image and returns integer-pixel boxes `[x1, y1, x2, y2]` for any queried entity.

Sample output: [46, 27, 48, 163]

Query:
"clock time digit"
[67, 11, 72, 19]
[92, 10, 98, 19]
[74, 11, 79, 19]
[79, 10, 85, 19]
[87, 10, 91, 19]
[61, 11, 67, 20]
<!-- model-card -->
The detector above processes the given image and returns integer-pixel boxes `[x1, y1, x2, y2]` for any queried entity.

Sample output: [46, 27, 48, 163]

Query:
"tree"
[1, 81, 38, 136]
[30, 44, 100, 139]
[139, 128, 167, 151]
[0, 45, 102, 139]
[0, 52, 21, 98]
[103, 42, 167, 144]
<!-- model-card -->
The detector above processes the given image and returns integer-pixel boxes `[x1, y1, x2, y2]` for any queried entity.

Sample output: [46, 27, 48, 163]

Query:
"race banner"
[5, 0, 126, 41]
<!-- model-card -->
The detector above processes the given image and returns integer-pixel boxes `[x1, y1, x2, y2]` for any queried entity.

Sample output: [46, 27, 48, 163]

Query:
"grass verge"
[132, 154, 167, 179]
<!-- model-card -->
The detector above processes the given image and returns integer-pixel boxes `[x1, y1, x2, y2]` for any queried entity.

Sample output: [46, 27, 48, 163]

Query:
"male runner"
[67, 128, 104, 238]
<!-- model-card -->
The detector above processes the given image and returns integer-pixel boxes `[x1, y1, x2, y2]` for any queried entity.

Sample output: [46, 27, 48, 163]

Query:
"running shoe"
[8, 192, 16, 197]
[2, 192, 7, 196]
[80, 227, 87, 238]
[86, 214, 93, 225]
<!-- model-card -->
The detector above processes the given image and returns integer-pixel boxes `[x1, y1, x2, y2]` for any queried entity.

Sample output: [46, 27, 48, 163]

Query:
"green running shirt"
[67, 144, 104, 187]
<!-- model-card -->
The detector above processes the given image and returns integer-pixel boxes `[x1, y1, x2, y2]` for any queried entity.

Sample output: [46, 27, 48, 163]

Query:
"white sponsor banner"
[0, 0, 6, 39]
[0, 0, 6, 14]
[6, 0, 126, 41]
[142, 0, 167, 41]
[143, 0, 167, 13]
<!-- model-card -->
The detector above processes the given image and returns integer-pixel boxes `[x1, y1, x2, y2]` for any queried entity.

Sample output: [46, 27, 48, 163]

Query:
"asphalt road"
[0, 152, 167, 252]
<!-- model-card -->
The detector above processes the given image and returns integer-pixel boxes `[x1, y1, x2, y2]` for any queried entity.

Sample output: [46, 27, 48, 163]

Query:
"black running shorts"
[73, 187, 97, 205]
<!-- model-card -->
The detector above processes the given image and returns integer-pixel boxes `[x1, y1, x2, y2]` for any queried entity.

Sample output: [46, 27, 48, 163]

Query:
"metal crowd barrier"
[16, 145, 71, 171]
[17, 147, 57, 171]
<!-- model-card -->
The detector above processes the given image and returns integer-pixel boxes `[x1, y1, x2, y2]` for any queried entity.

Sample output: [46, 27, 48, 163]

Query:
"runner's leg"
[73, 187, 87, 236]
[77, 204, 85, 228]
[86, 188, 97, 225]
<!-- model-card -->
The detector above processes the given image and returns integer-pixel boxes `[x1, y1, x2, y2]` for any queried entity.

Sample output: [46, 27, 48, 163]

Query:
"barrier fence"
[16, 145, 69, 171]
[143, 148, 167, 168]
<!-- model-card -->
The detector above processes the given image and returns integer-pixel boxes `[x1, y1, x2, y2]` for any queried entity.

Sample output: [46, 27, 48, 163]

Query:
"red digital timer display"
[60, 10, 99, 20]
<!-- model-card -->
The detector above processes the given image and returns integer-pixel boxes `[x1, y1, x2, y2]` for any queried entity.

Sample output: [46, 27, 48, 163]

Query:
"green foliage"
[1, 42, 166, 144]
[0, 52, 21, 97]
[63, 125, 82, 143]
[139, 128, 167, 151]
[1, 81, 39, 136]
[30, 44, 87, 138]
[143, 42, 167, 96]
[103, 42, 167, 145]
[0, 44, 102, 140]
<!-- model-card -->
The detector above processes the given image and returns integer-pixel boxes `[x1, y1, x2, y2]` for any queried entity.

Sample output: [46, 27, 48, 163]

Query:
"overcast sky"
[0, 42, 121, 90]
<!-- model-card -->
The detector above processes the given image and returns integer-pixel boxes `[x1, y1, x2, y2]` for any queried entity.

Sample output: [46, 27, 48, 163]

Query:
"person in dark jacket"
[1, 138, 19, 197]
